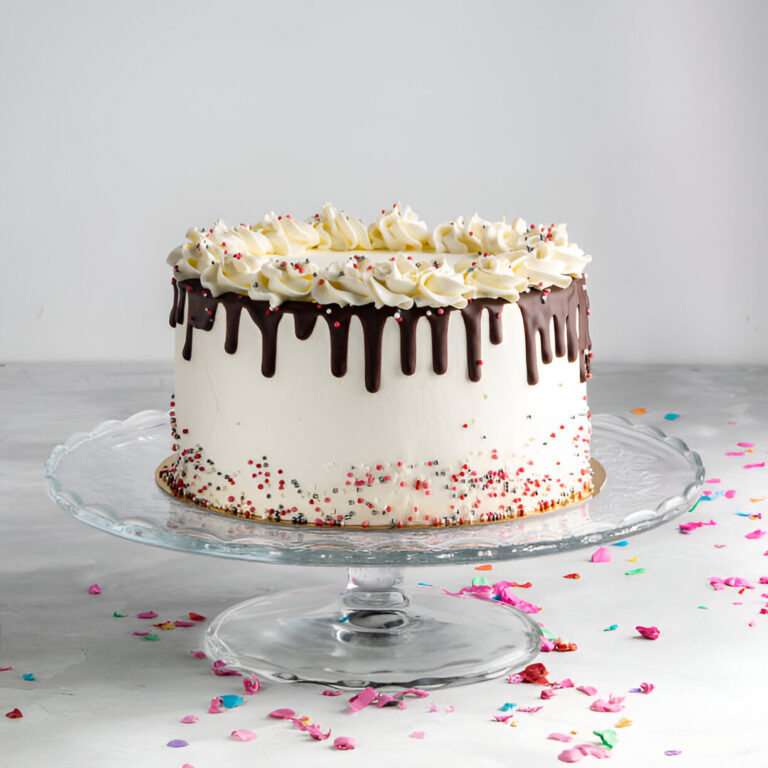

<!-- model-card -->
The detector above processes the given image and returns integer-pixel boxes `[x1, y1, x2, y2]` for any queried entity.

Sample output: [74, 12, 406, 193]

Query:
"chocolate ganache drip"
[169, 277, 590, 392]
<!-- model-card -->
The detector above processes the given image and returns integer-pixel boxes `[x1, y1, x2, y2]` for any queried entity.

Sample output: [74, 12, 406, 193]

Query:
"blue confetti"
[736, 512, 750, 517]
[417, 582, 434, 587]
[22, 673, 35, 681]
[338, 615, 350, 623]
[499, 702, 517, 711]
[613, 541, 629, 547]
[664, 413, 680, 421]
[220, 694, 244, 708]
[604, 624, 618, 631]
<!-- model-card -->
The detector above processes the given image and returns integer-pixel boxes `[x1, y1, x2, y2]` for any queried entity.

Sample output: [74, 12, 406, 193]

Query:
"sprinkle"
[577, 685, 597, 696]
[349, 687, 379, 713]
[558, 744, 612, 762]
[631, 408, 646, 415]
[137, 611, 158, 619]
[636, 625, 660, 640]
[322, 690, 343, 696]
[615, 717, 632, 728]
[548, 733, 573, 742]
[190, 651, 206, 659]
[112, 612, 125, 617]
[499, 702, 517, 711]
[5, 708, 23, 719]
[625, 568, 645, 575]
[231, 729, 257, 742]
[88, 584, 101, 594]
[334, 736, 356, 750]
[220, 694, 244, 708]
[143, 634, 159, 641]
[746, 530, 766, 539]
[22, 673, 35, 681]
[604, 624, 618, 631]
[189, 612, 206, 621]
[268, 708, 296, 719]
[180, 715, 199, 723]
[590, 694, 625, 712]
[564, 573, 581, 580]
[243, 674, 261, 695]
[167, 740, 189, 748]
[745, 462, 766, 469]
[664, 413, 679, 420]
[590, 547, 611, 563]
[665, 750, 682, 756]
[593, 729, 618, 749]
[738, 442, 755, 448]
[208, 698, 224, 714]
[475, 564, 493, 571]
[0, 666, 13, 672]
[679, 519, 716, 534]
[409, 731, 426, 739]
[173, 620, 196, 627]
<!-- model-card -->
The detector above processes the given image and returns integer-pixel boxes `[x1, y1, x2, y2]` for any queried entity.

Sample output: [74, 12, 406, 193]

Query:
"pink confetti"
[745, 462, 766, 469]
[590, 694, 625, 712]
[189, 651, 206, 659]
[590, 547, 611, 563]
[208, 697, 224, 714]
[136, 611, 158, 619]
[577, 685, 597, 696]
[180, 715, 199, 723]
[409, 731, 426, 739]
[706, 478, 721, 484]
[639, 682, 654, 694]
[174, 621, 197, 628]
[725, 490, 737, 499]
[132, 631, 150, 636]
[558, 744, 612, 762]
[541, 689, 557, 700]
[493, 714, 516, 723]
[231, 729, 257, 742]
[243, 674, 261, 695]
[679, 519, 716, 534]
[444, 705, 455, 713]
[636, 625, 660, 640]
[541, 637, 556, 652]
[517, 706, 543, 713]
[212, 660, 242, 676]
[88, 584, 101, 594]
[446, 582, 541, 614]
[549, 733, 574, 742]
[349, 687, 379, 713]
[711, 576, 754, 590]
[0, 666, 13, 672]
[322, 689, 343, 696]
[334, 736, 356, 750]
[726, 452, 745, 456]
[554, 678, 575, 689]
[738, 442, 755, 448]
[746, 530, 766, 539]
[268, 708, 296, 719]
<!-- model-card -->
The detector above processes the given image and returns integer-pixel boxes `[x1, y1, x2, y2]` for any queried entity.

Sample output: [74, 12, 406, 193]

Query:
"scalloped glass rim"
[45, 410, 705, 567]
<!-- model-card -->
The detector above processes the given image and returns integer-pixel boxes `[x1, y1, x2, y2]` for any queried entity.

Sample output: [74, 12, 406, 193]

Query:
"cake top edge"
[168, 203, 591, 308]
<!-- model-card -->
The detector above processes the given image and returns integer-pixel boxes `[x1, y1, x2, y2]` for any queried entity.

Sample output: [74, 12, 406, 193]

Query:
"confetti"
[190, 651, 206, 659]
[499, 703, 517, 711]
[212, 660, 241, 676]
[322, 690, 343, 696]
[604, 624, 618, 631]
[631, 408, 646, 414]
[208, 698, 224, 714]
[631, 682, 654, 694]
[88, 584, 101, 594]
[231, 729, 257, 742]
[636, 625, 660, 640]
[558, 744, 612, 762]
[746, 530, 766, 539]
[334, 737, 356, 750]
[665, 750, 682, 756]
[549, 733, 573, 742]
[143, 634, 159, 641]
[521, 663, 549, 685]
[590, 547, 611, 563]
[745, 462, 766, 469]
[679, 520, 716, 534]
[706, 478, 721, 484]
[174, 621, 196, 628]
[112, 612, 125, 618]
[180, 715, 199, 723]
[593, 729, 618, 749]
[738, 442, 755, 448]
[625, 568, 645, 575]
[725, 490, 737, 499]
[220, 695, 244, 709]
[590, 694, 625, 712]
[613, 541, 629, 547]
[475, 564, 493, 570]
[189, 612, 206, 621]
[269, 708, 296, 719]
[22, 673, 35, 681]
[5, 708, 22, 719]
[243, 674, 261, 695]
[349, 687, 379, 713]
[167, 739, 189, 748]
[137, 611, 158, 619]
[564, 573, 581, 580]
[577, 685, 597, 696]
[615, 718, 632, 728]
[409, 731, 426, 739]
[517, 706, 543, 713]
[664, 413, 679, 420]
[541, 689, 557, 700]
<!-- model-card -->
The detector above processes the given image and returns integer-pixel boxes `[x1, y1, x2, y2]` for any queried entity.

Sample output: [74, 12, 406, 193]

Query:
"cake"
[159, 203, 593, 528]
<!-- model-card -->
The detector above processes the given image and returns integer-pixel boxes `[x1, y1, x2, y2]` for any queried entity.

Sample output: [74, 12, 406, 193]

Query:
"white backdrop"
[1, 0, 766, 363]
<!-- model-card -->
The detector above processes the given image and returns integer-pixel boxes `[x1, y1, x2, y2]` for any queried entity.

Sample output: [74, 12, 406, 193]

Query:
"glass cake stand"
[45, 411, 704, 688]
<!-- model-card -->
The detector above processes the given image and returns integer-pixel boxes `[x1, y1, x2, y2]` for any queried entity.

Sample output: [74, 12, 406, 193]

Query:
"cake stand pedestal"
[45, 412, 703, 688]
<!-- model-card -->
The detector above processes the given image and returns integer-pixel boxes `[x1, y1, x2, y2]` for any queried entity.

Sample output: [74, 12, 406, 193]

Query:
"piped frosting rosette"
[167, 204, 591, 308]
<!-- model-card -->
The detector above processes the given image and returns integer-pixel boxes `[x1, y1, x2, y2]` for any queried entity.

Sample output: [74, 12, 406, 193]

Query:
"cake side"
[161, 278, 592, 527]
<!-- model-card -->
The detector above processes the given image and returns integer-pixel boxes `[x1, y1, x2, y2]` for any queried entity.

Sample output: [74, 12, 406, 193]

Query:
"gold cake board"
[155, 455, 606, 530]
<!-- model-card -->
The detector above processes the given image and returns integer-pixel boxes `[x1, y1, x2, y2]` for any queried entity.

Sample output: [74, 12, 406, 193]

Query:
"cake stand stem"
[204, 565, 542, 689]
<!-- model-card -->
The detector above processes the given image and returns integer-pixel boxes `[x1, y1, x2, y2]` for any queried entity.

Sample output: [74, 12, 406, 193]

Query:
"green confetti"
[593, 729, 618, 749]
[540, 627, 557, 640]
[471, 576, 490, 586]
[625, 568, 645, 575]
[113, 611, 125, 618]
[143, 634, 159, 641]
[697, 605, 708, 610]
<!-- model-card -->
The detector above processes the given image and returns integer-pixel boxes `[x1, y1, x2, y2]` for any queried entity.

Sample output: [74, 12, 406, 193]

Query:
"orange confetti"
[751, 497, 766, 503]
[631, 408, 646, 415]
[475, 564, 493, 571]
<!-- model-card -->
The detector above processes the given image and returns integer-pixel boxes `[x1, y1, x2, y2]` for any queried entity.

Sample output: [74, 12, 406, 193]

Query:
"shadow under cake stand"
[45, 411, 703, 689]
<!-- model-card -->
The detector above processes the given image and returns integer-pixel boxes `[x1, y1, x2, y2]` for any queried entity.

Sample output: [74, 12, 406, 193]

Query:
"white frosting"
[168, 204, 591, 308]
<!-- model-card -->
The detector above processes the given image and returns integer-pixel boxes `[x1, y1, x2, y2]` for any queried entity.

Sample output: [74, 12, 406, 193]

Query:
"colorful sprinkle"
[167, 739, 189, 748]
[88, 584, 101, 594]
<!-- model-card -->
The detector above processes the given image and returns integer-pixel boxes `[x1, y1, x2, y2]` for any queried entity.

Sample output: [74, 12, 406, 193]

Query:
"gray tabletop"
[2, 362, 767, 767]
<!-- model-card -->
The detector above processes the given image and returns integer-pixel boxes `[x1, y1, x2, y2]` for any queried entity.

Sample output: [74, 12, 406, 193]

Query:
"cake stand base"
[204, 567, 541, 688]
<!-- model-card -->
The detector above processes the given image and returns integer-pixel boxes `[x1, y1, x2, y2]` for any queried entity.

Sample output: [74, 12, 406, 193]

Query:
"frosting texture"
[168, 204, 591, 308]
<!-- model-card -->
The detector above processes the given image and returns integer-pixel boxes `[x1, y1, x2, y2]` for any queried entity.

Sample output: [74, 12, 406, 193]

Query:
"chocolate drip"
[517, 277, 590, 385]
[169, 280, 179, 327]
[171, 278, 591, 391]
[244, 304, 283, 377]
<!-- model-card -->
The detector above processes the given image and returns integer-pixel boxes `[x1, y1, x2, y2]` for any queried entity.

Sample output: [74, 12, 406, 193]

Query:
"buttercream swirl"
[168, 204, 591, 308]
